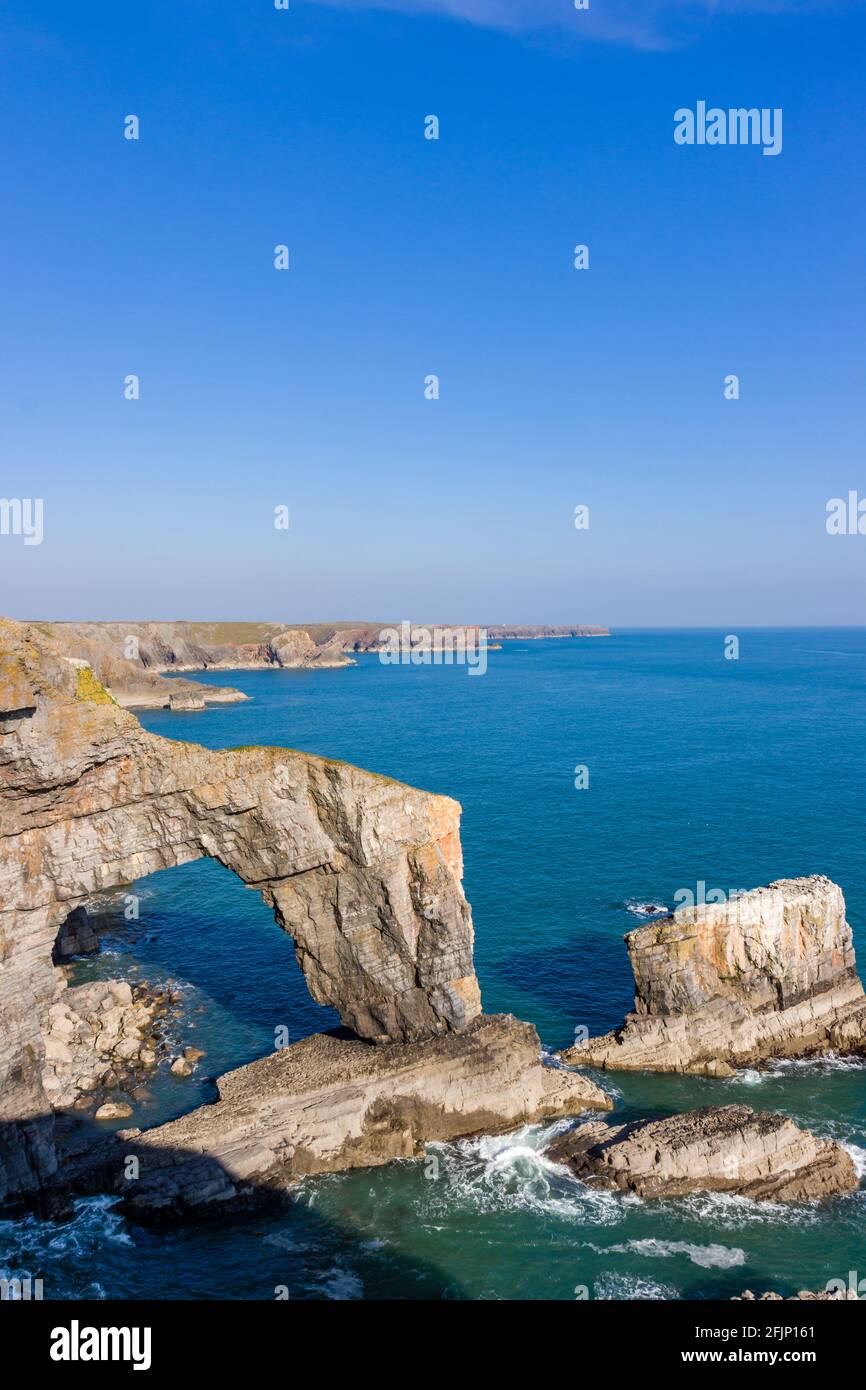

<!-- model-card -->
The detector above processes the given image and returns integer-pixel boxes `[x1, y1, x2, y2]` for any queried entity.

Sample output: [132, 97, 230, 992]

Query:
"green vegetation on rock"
[75, 666, 116, 705]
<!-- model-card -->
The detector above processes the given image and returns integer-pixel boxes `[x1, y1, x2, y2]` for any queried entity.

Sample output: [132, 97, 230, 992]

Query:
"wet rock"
[66, 1015, 611, 1220]
[546, 1104, 859, 1201]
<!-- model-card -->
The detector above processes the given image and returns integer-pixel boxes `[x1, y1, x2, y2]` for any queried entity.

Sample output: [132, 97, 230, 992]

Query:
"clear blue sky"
[2, 0, 865, 624]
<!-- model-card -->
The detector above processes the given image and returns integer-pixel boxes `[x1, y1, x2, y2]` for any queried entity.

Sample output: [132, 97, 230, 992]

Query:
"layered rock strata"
[0, 618, 482, 1202]
[546, 1105, 858, 1201]
[562, 877, 866, 1075]
[66, 1014, 611, 1220]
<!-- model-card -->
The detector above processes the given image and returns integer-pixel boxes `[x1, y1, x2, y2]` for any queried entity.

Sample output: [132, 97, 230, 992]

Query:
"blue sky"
[1, 0, 865, 624]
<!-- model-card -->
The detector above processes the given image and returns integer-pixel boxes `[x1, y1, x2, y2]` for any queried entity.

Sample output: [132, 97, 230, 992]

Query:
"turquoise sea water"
[4, 629, 866, 1300]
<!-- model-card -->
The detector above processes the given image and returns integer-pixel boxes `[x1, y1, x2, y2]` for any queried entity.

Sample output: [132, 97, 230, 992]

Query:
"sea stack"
[562, 876, 866, 1075]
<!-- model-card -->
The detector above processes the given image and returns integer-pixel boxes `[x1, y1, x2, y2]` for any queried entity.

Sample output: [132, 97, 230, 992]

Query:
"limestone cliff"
[0, 618, 483, 1202]
[0, 617, 611, 1211]
[562, 877, 866, 1075]
[35, 620, 610, 709]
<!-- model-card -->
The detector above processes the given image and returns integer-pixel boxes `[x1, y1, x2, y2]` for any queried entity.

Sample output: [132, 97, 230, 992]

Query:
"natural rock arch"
[0, 620, 481, 1199]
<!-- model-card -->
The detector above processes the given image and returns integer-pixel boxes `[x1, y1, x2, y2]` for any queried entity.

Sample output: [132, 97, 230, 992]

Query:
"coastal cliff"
[33, 620, 610, 708]
[0, 617, 607, 1207]
[562, 876, 866, 1075]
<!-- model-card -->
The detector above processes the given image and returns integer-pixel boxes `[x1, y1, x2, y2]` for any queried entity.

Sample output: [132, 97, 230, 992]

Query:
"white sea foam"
[843, 1142, 866, 1179]
[767, 1053, 866, 1075]
[594, 1272, 677, 1300]
[624, 901, 669, 919]
[313, 1266, 364, 1300]
[0, 1195, 131, 1299]
[671, 1190, 820, 1230]
[423, 1125, 631, 1226]
[587, 1238, 745, 1269]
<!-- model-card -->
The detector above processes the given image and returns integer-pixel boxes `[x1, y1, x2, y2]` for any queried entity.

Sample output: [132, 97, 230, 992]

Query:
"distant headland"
[26, 621, 611, 709]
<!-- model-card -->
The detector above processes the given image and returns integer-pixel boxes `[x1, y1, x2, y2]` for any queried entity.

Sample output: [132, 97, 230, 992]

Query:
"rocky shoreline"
[59, 1015, 610, 1221]
[41, 977, 178, 1114]
[0, 614, 862, 1259]
[31, 620, 610, 708]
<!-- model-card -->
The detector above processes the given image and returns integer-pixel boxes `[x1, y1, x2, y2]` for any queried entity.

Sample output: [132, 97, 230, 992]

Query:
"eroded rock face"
[0, 618, 481, 1202]
[562, 877, 866, 1075]
[546, 1105, 858, 1201]
[64, 1014, 611, 1220]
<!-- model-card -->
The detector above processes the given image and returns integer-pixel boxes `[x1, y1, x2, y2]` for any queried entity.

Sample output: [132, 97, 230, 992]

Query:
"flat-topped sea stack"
[546, 1105, 858, 1201]
[562, 877, 866, 1076]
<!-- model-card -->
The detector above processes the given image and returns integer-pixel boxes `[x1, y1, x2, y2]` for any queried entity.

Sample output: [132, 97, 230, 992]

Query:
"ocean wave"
[843, 1142, 866, 1179]
[423, 1125, 633, 1226]
[594, 1272, 677, 1300]
[0, 1196, 132, 1299]
[669, 1190, 821, 1230]
[765, 1053, 866, 1075]
[730, 1068, 763, 1086]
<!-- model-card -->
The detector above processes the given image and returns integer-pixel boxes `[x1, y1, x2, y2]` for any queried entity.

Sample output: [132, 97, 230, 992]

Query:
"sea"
[4, 629, 866, 1301]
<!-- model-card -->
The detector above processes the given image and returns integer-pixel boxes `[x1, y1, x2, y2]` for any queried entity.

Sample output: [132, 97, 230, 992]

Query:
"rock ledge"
[546, 1104, 858, 1201]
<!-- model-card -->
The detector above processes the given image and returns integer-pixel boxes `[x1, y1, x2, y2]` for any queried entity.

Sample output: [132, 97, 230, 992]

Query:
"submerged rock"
[545, 1104, 858, 1201]
[94, 1101, 134, 1121]
[562, 877, 866, 1075]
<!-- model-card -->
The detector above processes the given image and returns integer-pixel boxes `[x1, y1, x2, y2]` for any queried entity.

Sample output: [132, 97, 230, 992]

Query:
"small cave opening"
[52, 905, 99, 965]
